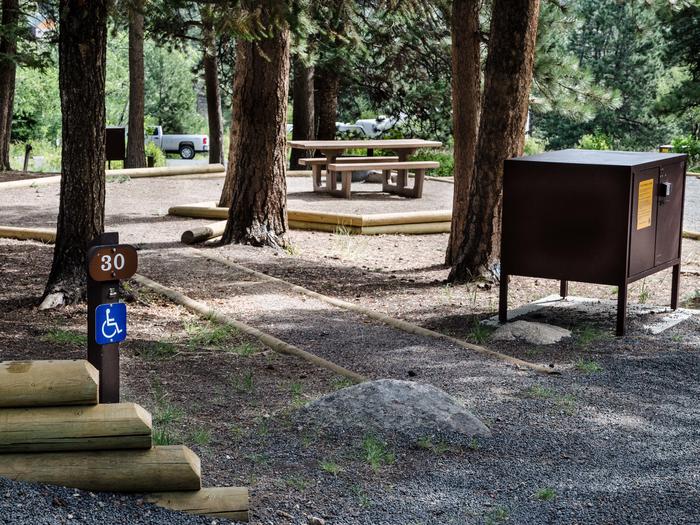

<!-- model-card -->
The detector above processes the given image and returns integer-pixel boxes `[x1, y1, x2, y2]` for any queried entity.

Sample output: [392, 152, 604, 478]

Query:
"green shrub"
[411, 149, 454, 177]
[524, 136, 547, 156]
[145, 141, 166, 167]
[577, 132, 613, 150]
[671, 135, 700, 169]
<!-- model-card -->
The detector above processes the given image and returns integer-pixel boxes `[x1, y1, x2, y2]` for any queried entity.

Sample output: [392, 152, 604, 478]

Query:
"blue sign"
[95, 303, 127, 345]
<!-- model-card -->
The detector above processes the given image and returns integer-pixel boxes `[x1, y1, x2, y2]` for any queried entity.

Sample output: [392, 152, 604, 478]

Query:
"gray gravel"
[138, 247, 700, 524]
[0, 477, 232, 524]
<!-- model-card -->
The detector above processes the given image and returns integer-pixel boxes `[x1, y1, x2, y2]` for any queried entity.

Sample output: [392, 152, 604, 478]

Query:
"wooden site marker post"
[86, 232, 137, 403]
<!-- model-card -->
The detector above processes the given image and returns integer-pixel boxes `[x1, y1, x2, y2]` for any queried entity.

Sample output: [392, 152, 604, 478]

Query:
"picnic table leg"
[341, 173, 352, 199]
[410, 169, 425, 198]
[382, 169, 392, 193]
[311, 164, 324, 192]
[322, 150, 339, 194]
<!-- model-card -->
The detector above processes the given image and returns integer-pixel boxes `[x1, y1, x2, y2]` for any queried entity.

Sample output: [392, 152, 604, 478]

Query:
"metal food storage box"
[499, 149, 688, 336]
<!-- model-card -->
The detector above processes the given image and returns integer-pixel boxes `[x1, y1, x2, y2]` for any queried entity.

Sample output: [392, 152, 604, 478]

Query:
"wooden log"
[0, 360, 99, 408]
[359, 210, 452, 227]
[147, 487, 249, 521]
[0, 175, 61, 190]
[0, 226, 56, 243]
[132, 274, 366, 384]
[195, 250, 558, 375]
[0, 402, 152, 453]
[0, 445, 201, 493]
[683, 230, 700, 241]
[361, 221, 451, 235]
[181, 221, 227, 244]
[107, 164, 225, 178]
[169, 204, 227, 220]
[289, 220, 362, 234]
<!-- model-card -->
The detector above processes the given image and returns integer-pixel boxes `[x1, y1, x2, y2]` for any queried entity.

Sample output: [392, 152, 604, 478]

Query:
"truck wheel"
[179, 144, 195, 160]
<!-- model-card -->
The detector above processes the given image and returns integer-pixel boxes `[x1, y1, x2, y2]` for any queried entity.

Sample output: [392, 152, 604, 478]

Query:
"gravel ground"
[0, 477, 227, 525]
[2, 175, 700, 524]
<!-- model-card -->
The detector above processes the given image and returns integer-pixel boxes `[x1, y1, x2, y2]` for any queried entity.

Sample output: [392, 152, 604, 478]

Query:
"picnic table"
[288, 139, 442, 199]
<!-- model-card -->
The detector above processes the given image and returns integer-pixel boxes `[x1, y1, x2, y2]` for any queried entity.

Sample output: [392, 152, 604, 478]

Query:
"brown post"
[87, 232, 120, 403]
[560, 280, 568, 299]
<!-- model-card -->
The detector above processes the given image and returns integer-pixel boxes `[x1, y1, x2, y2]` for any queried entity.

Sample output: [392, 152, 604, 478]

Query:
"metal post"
[499, 272, 509, 323]
[671, 264, 680, 310]
[87, 232, 121, 403]
[22, 144, 32, 172]
[616, 282, 628, 337]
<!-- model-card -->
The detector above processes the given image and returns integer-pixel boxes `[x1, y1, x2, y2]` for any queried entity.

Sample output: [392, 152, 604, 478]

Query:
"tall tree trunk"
[289, 57, 314, 170]
[0, 0, 19, 171]
[201, 8, 224, 165]
[448, 0, 540, 282]
[315, 67, 339, 140]
[445, 0, 481, 266]
[125, 0, 145, 168]
[42, 0, 108, 308]
[218, 26, 290, 247]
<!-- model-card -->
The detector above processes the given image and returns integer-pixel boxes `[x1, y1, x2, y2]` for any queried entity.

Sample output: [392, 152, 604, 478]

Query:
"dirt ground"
[1, 174, 700, 524]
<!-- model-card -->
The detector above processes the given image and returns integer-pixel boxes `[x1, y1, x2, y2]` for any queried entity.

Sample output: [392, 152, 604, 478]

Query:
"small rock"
[491, 320, 571, 345]
[306, 515, 325, 525]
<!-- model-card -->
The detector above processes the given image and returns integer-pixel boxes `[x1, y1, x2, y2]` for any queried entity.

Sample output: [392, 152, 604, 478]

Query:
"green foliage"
[320, 459, 344, 476]
[40, 328, 87, 347]
[577, 132, 612, 150]
[410, 149, 453, 177]
[12, 58, 61, 143]
[524, 136, 547, 156]
[137, 341, 178, 360]
[144, 40, 206, 134]
[575, 359, 603, 374]
[9, 140, 61, 172]
[534, 487, 557, 501]
[183, 319, 238, 349]
[362, 435, 395, 472]
[145, 140, 166, 167]
[671, 136, 700, 168]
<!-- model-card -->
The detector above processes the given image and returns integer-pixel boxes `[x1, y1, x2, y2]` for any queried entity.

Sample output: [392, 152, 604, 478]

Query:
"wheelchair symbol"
[101, 308, 123, 339]
[95, 303, 127, 344]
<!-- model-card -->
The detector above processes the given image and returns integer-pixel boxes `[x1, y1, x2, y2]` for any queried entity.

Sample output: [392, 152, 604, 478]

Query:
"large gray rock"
[300, 379, 490, 441]
[491, 320, 571, 345]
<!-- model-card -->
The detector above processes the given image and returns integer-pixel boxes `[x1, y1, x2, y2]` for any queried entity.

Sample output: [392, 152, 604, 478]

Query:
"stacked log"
[0, 359, 248, 520]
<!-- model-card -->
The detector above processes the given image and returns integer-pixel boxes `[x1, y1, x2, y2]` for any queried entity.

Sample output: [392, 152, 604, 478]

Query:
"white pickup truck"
[146, 126, 209, 159]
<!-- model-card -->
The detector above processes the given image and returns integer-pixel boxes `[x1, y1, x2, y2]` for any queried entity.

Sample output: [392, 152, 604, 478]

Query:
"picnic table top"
[288, 139, 442, 150]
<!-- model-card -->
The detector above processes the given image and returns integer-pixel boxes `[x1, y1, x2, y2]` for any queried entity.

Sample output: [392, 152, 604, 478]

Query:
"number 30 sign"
[87, 244, 138, 282]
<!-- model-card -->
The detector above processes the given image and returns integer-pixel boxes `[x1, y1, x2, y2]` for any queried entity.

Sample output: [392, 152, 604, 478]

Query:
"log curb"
[192, 249, 558, 375]
[131, 274, 366, 384]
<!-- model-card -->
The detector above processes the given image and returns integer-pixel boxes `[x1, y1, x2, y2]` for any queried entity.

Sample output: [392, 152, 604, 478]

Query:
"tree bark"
[42, 0, 108, 307]
[289, 57, 314, 170]
[217, 26, 290, 248]
[448, 0, 540, 282]
[125, 0, 145, 168]
[445, 0, 481, 266]
[315, 67, 339, 141]
[0, 0, 19, 171]
[201, 8, 224, 165]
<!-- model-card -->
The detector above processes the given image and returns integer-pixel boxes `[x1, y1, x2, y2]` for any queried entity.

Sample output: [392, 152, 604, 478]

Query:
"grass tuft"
[534, 487, 557, 501]
[320, 459, 344, 476]
[138, 341, 178, 360]
[575, 358, 603, 374]
[362, 435, 395, 472]
[41, 328, 87, 347]
[417, 436, 450, 454]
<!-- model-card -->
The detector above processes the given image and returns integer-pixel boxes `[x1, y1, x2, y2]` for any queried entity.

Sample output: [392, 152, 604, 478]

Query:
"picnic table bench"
[288, 139, 442, 199]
